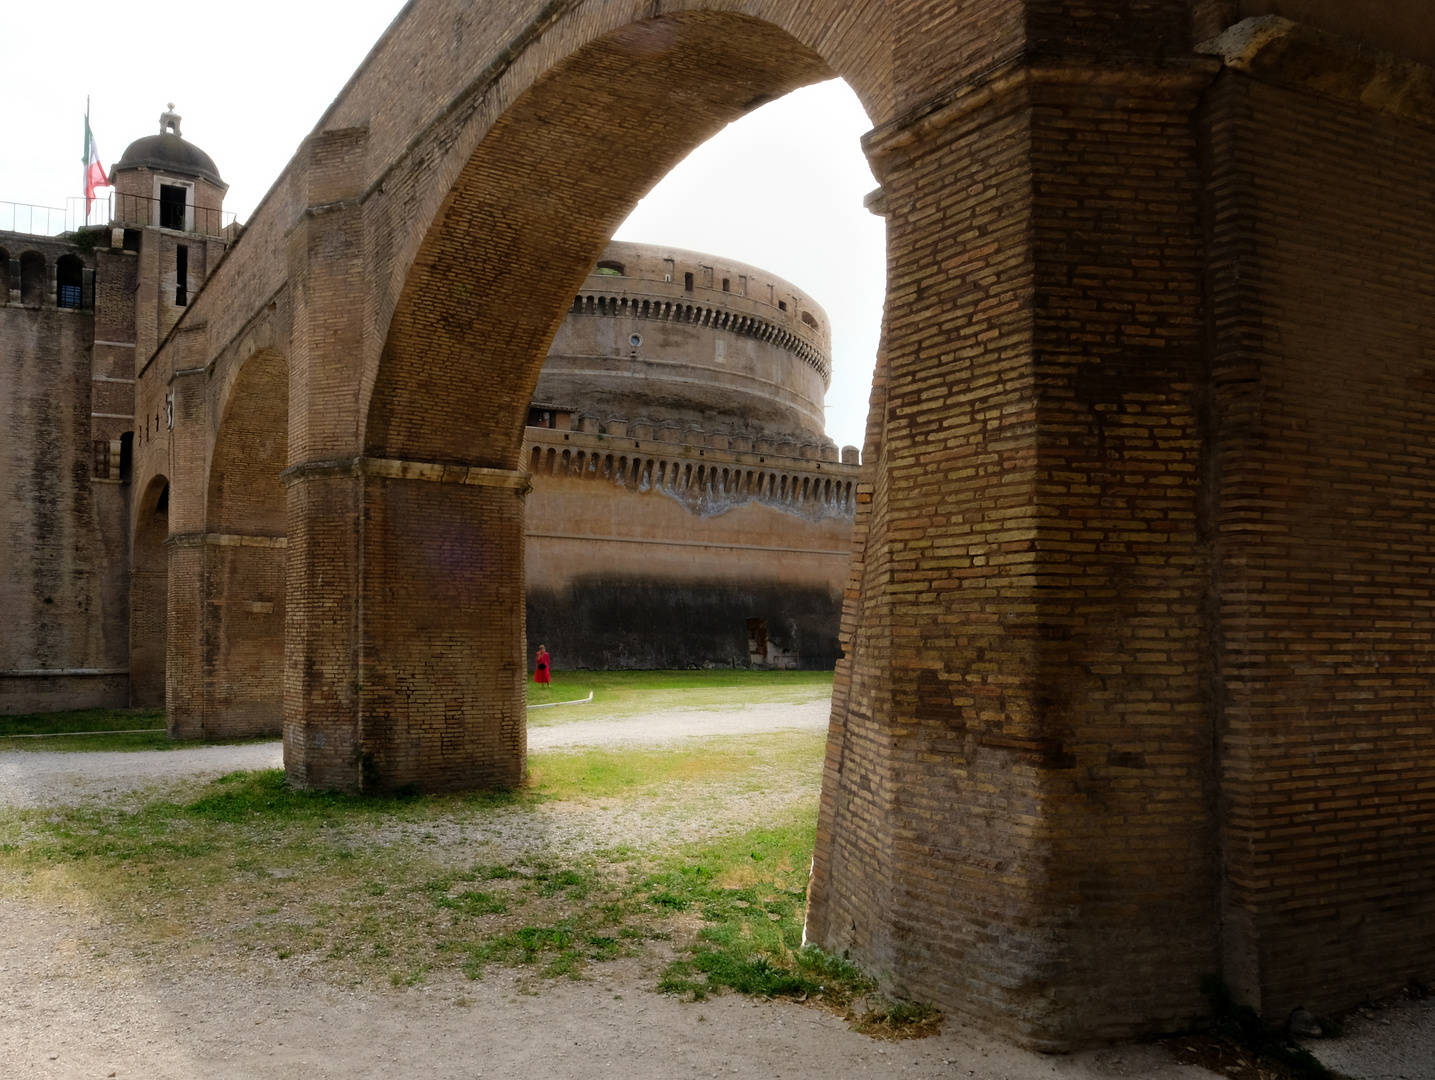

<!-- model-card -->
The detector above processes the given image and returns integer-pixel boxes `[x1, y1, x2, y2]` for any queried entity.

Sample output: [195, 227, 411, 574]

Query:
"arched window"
[595, 260, 624, 276]
[56, 255, 84, 309]
[20, 251, 45, 307]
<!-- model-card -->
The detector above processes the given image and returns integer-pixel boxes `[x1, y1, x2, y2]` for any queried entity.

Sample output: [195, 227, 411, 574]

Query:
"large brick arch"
[140, 0, 1435, 1051]
[282, 3, 893, 795]
[365, 12, 843, 466]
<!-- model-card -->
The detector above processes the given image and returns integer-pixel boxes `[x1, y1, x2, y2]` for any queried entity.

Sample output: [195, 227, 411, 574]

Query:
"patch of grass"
[528, 730, 826, 800]
[0, 709, 283, 754]
[0, 729, 832, 996]
[525, 669, 834, 724]
[0, 706, 165, 737]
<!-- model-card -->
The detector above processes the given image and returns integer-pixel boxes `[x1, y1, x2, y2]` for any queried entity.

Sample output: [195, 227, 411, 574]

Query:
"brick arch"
[282, 4, 893, 798]
[208, 348, 288, 536]
[167, 348, 290, 738]
[130, 474, 170, 711]
[363, 9, 870, 465]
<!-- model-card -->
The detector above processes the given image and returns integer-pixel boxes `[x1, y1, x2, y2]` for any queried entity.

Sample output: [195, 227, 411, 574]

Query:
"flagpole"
[84, 97, 90, 226]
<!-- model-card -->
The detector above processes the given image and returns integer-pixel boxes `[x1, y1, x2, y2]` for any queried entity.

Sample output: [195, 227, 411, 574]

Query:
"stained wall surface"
[525, 243, 858, 671]
[0, 235, 131, 714]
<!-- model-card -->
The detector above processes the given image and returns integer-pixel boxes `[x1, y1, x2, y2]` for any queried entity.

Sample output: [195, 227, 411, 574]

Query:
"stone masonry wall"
[1206, 65, 1435, 1018]
[0, 235, 130, 714]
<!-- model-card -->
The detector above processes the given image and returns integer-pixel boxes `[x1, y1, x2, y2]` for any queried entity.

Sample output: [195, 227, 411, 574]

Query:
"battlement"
[523, 425, 859, 523]
[567, 290, 830, 386]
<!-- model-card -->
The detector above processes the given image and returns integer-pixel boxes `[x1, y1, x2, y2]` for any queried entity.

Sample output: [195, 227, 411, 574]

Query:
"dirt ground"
[0, 702, 1424, 1078]
[0, 889, 1213, 1080]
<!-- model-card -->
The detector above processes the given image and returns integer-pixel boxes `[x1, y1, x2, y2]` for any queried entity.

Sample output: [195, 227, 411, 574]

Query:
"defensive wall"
[0, 234, 130, 713]
[1, 0, 1433, 1052]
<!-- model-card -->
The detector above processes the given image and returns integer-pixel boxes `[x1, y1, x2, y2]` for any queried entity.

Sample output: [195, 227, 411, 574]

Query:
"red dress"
[533, 649, 551, 684]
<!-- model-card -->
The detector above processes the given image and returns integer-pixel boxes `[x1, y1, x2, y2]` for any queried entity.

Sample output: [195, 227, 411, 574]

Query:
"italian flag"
[82, 106, 108, 220]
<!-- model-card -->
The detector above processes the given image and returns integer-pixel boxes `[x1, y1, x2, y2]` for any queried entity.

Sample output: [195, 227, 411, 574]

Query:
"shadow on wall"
[527, 578, 841, 671]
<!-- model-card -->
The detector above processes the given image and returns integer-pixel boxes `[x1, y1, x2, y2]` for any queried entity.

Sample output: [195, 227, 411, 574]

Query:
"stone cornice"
[1197, 17, 1435, 130]
[281, 456, 531, 493]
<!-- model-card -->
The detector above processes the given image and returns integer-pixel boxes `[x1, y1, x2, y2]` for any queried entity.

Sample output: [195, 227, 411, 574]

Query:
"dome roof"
[113, 105, 226, 189]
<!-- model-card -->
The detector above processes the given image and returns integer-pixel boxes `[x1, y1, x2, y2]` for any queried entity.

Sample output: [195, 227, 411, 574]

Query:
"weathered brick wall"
[811, 41, 1223, 1040]
[1206, 65, 1435, 1018]
[0, 236, 130, 714]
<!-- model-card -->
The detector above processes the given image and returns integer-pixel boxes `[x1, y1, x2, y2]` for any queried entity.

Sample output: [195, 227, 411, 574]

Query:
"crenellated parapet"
[523, 424, 859, 524]
[533, 241, 837, 451]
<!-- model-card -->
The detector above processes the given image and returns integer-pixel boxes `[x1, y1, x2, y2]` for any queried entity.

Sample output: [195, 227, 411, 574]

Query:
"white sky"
[0, 1, 884, 450]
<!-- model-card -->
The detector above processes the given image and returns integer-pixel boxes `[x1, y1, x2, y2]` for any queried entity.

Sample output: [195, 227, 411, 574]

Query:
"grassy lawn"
[525, 669, 834, 726]
[0, 707, 278, 754]
[2, 670, 835, 749]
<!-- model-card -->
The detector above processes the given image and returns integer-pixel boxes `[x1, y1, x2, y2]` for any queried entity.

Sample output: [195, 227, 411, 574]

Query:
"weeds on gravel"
[0, 730, 827, 992]
[644, 823, 941, 1038]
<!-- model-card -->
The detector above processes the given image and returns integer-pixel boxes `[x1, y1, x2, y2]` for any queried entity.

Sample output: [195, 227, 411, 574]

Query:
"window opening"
[778, 300, 787, 312]
[175, 246, 188, 306]
[159, 184, 187, 230]
[119, 433, 134, 484]
[595, 261, 624, 276]
[802, 310, 818, 329]
[56, 255, 84, 309]
[722, 277, 730, 292]
[684, 272, 694, 292]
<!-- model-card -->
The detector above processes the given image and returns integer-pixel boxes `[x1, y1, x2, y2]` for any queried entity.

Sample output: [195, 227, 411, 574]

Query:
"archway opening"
[293, 10, 874, 794]
[519, 77, 882, 673]
[130, 476, 170, 710]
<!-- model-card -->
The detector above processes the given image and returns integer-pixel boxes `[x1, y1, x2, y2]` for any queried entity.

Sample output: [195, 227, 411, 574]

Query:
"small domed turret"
[112, 104, 226, 189]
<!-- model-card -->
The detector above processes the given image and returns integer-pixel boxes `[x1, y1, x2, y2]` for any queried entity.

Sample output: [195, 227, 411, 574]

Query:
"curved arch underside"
[208, 349, 289, 535]
[366, 12, 836, 467]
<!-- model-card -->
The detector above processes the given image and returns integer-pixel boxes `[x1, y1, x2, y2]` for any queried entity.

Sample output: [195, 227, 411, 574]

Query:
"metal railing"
[0, 194, 235, 238]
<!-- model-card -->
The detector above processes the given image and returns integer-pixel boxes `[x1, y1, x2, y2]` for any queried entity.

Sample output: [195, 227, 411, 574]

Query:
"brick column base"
[284, 457, 529, 793]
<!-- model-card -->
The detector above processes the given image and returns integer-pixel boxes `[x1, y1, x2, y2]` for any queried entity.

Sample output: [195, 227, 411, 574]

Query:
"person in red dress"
[533, 645, 551, 684]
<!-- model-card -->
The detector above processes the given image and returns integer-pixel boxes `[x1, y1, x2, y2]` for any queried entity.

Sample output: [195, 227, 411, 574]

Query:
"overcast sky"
[0, 1, 884, 450]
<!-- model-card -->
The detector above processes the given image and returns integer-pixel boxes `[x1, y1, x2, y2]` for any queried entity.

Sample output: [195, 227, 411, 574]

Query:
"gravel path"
[0, 701, 830, 809]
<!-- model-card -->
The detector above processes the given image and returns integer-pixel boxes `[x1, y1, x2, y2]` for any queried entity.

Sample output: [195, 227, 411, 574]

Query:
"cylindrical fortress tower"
[533, 241, 836, 454]
[524, 241, 861, 671]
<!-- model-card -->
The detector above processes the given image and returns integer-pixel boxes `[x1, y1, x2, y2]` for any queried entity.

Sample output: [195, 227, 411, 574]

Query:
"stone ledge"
[281, 456, 531, 492]
[1198, 16, 1435, 129]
